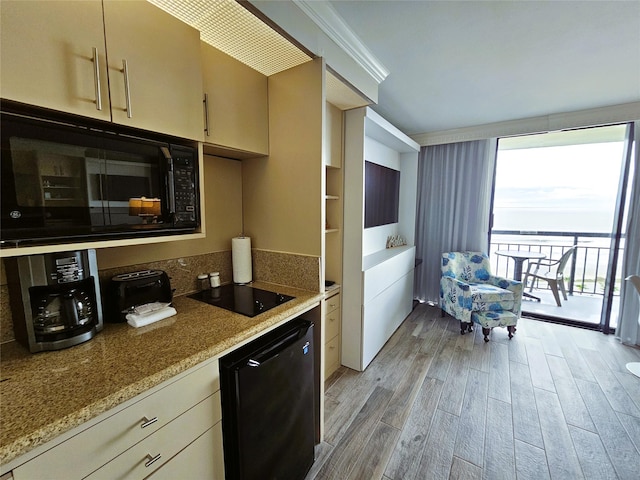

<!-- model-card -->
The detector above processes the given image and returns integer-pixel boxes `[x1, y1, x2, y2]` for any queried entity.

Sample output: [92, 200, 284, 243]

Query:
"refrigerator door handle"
[252, 328, 308, 364]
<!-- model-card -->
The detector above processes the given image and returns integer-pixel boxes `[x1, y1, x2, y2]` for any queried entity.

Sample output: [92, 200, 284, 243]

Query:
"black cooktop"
[188, 284, 294, 318]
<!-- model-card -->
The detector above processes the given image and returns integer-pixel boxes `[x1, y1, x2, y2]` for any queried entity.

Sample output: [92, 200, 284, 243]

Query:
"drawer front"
[13, 360, 219, 480]
[324, 335, 340, 378]
[325, 308, 341, 341]
[85, 392, 221, 480]
[325, 292, 341, 315]
[148, 422, 224, 480]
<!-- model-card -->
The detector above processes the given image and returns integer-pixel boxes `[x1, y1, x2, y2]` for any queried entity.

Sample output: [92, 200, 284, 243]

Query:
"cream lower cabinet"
[201, 42, 269, 155]
[1, 0, 204, 141]
[324, 291, 341, 379]
[148, 424, 224, 480]
[11, 359, 222, 480]
[84, 394, 222, 480]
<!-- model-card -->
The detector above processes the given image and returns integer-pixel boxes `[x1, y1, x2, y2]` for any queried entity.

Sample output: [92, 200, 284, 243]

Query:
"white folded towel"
[126, 304, 177, 328]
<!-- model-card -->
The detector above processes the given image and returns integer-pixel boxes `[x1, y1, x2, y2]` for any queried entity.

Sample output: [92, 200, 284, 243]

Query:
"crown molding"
[294, 0, 389, 84]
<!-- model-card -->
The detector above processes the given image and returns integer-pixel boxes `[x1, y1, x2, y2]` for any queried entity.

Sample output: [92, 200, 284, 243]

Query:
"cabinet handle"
[121, 59, 132, 118]
[203, 93, 210, 137]
[92, 47, 102, 111]
[144, 453, 162, 468]
[140, 416, 158, 428]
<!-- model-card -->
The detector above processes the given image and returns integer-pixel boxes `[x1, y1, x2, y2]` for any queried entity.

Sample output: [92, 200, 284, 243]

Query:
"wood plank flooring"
[306, 304, 640, 480]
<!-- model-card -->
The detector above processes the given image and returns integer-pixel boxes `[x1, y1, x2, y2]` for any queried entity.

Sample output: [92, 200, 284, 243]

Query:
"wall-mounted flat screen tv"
[364, 161, 400, 228]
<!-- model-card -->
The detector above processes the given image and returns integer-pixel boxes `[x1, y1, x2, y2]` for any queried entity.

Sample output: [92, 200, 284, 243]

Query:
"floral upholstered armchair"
[440, 252, 523, 341]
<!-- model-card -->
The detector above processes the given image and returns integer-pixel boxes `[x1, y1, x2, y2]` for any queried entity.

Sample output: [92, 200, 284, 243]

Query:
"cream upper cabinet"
[1, 0, 204, 141]
[201, 42, 269, 155]
[0, 0, 111, 122]
[102, 1, 204, 141]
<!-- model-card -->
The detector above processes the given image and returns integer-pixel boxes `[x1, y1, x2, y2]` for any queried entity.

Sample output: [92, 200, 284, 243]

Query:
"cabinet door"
[201, 42, 269, 155]
[0, 0, 111, 121]
[324, 334, 341, 379]
[102, 1, 204, 141]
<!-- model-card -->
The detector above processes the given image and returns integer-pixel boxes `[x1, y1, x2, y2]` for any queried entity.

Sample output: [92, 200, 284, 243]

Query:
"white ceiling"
[326, 0, 640, 136]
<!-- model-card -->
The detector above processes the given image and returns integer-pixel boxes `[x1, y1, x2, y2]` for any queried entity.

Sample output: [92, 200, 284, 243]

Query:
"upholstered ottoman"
[472, 311, 518, 342]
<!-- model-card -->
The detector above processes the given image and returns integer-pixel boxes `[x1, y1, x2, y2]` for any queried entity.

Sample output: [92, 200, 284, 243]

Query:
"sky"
[493, 141, 626, 233]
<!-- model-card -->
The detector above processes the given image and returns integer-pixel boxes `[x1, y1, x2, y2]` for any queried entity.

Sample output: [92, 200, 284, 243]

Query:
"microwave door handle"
[167, 170, 176, 214]
[161, 147, 176, 214]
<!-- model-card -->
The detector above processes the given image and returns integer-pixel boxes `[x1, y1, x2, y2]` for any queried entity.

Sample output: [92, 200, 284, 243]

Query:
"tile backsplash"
[0, 249, 320, 344]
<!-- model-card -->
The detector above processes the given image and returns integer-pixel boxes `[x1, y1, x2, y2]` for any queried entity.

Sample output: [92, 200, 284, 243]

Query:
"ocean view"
[493, 206, 615, 234]
[490, 202, 624, 296]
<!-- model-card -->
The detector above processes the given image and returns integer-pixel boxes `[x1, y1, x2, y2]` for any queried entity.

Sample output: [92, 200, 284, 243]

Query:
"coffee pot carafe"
[31, 285, 95, 333]
[7, 249, 103, 353]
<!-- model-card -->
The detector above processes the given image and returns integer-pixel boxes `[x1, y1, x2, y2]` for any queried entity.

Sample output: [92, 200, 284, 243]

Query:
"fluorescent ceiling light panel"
[148, 0, 312, 76]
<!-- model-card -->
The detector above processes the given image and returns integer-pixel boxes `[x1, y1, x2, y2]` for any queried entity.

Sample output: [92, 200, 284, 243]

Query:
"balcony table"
[496, 250, 547, 301]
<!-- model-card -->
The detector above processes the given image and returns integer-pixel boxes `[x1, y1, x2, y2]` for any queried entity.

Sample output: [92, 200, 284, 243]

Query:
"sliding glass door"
[489, 123, 635, 331]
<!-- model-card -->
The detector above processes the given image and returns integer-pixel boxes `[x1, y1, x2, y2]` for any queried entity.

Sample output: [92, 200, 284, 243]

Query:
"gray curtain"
[414, 139, 497, 303]
[616, 121, 640, 346]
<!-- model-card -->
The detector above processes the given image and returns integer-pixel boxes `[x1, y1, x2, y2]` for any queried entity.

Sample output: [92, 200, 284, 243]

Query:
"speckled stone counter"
[0, 282, 322, 467]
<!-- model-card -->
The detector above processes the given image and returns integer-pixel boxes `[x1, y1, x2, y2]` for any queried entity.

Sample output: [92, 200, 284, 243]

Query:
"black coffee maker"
[7, 249, 103, 352]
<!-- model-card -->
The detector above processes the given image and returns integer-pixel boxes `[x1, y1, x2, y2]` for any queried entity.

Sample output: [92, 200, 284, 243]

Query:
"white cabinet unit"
[342, 107, 420, 371]
[361, 246, 415, 368]
[11, 359, 222, 480]
[1, 0, 204, 141]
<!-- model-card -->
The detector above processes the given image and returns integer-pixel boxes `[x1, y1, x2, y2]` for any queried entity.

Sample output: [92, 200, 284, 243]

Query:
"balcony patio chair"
[625, 275, 640, 377]
[440, 251, 523, 342]
[523, 246, 577, 307]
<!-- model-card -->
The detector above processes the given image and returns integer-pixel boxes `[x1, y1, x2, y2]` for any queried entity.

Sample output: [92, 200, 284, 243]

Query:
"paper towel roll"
[232, 236, 252, 284]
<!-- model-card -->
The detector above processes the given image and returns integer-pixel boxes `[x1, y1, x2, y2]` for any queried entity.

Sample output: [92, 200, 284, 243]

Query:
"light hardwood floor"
[307, 303, 640, 480]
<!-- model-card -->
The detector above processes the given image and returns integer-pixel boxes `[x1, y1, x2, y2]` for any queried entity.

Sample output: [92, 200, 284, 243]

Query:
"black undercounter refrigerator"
[219, 318, 315, 480]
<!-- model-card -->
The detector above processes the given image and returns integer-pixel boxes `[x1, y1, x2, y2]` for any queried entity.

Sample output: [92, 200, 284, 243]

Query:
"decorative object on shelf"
[386, 235, 407, 248]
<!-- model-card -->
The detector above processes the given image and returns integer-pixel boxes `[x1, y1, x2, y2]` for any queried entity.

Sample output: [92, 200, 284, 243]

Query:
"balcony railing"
[489, 230, 625, 297]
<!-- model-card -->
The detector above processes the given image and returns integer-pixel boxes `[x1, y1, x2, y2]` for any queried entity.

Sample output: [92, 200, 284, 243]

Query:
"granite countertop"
[0, 282, 323, 467]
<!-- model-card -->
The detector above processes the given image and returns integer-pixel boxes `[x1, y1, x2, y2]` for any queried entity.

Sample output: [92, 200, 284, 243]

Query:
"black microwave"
[1, 102, 200, 247]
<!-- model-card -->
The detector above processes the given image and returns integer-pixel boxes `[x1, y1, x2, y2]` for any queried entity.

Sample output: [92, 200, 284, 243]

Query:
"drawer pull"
[145, 453, 162, 468]
[141, 416, 158, 429]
